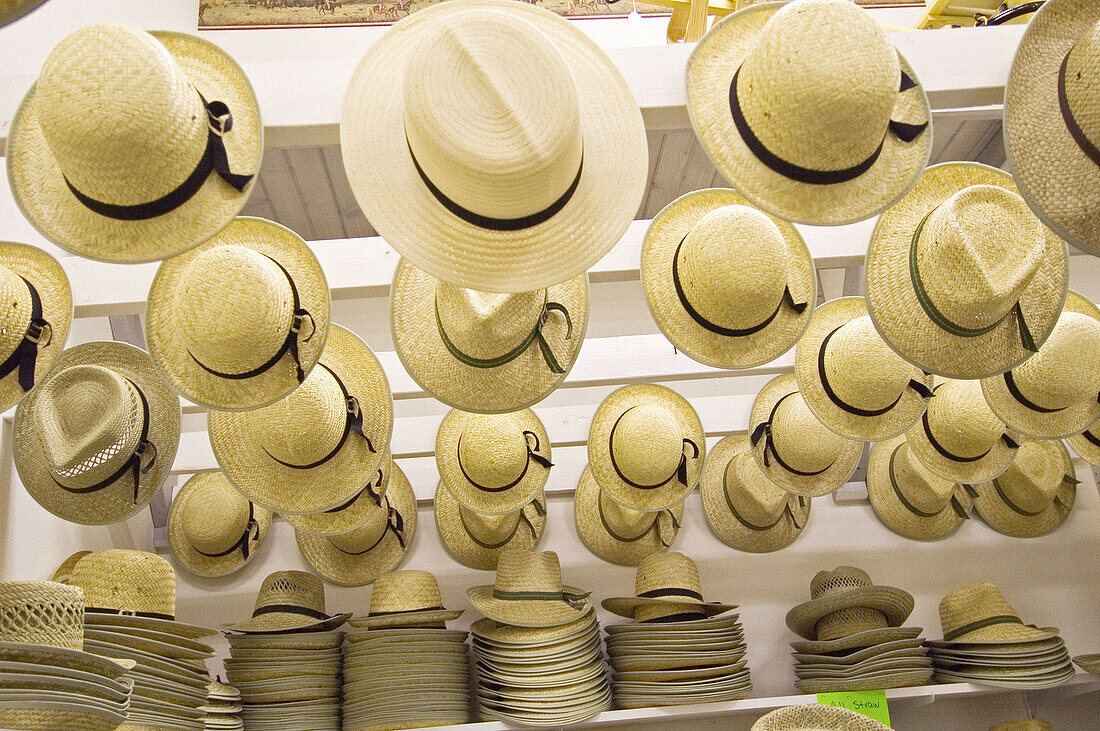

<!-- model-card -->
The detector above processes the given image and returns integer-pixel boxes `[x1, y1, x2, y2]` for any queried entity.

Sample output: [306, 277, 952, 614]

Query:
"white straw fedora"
[350, 570, 464, 629]
[0, 0, 50, 26]
[686, 0, 930, 226]
[602, 552, 735, 623]
[167, 471, 271, 578]
[208, 324, 393, 515]
[145, 217, 330, 411]
[282, 450, 391, 537]
[6, 24, 261, 263]
[785, 567, 914, 642]
[341, 0, 646, 293]
[435, 478, 545, 571]
[972, 438, 1077, 538]
[223, 570, 350, 634]
[934, 583, 1056, 644]
[13, 341, 181, 525]
[866, 162, 1068, 379]
[467, 548, 591, 628]
[751, 705, 891, 731]
[641, 188, 815, 369]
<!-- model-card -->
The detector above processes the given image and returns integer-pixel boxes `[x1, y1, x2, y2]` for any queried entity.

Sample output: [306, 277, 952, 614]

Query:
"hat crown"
[0, 266, 34, 361]
[493, 549, 564, 594]
[771, 393, 850, 473]
[181, 477, 252, 554]
[368, 570, 445, 614]
[939, 582, 1020, 638]
[610, 405, 685, 487]
[436, 283, 544, 359]
[598, 486, 661, 535]
[633, 551, 703, 597]
[70, 550, 176, 616]
[1064, 23, 1100, 145]
[816, 607, 888, 641]
[327, 503, 389, 553]
[728, 452, 789, 524]
[0, 581, 85, 651]
[824, 316, 917, 411]
[252, 364, 348, 465]
[1011, 311, 1100, 409]
[457, 413, 530, 491]
[809, 566, 873, 600]
[253, 570, 327, 615]
[460, 502, 522, 543]
[925, 379, 1006, 459]
[893, 443, 956, 513]
[996, 439, 1065, 513]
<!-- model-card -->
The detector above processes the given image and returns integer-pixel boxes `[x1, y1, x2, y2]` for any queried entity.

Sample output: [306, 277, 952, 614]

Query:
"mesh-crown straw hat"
[467, 548, 591, 628]
[785, 567, 914, 641]
[168, 471, 271, 578]
[686, 0, 930, 226]
[283, 450, 392, 536]
[601, 552, 735, 623]
[435, 478, 545, 571]
[751, 704, 892, 731]
[935, 583, 1056, 644]
[972, 438, 1076, 538]
[0, 581, 85, 651]
[6, 24, 261, 263]
[341, 0, 646, 292]
[223, 570, 350, 634]
[350, 570, 464, 629]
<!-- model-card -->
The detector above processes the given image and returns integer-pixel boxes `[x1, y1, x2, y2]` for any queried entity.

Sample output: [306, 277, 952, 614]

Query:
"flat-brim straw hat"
[785, 566, 914, 641]
[752, 705, 892, 731]
[866, 162, 1068, 379]
[13, 341, 181, 526]
[223, 570, 350, 634]
[209, 324, 392, 515]
[972, 438, 1076, 538]
[0, 0, 50, 26]
[435, 478, 545, 571]
[146, 217, 330, 411]
[587, 384, 706, 512]
[935, 583, 1057, 644]
[602, 552, 735, 623]
[283, 450, 392, 536]
[168, 471, 271, 577]
[350, 570, 464, 629]
[701, 434, 810, 553]
[341, 0, 646, 293]
[6, 24, 261, 263]
[686, 0, 930, 226]
[467, 548, 590, 628]
[1067, 425, 1100, 466]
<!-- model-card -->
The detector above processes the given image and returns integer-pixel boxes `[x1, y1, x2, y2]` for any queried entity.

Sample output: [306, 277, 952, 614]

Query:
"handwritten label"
[816, 689, 891, 726]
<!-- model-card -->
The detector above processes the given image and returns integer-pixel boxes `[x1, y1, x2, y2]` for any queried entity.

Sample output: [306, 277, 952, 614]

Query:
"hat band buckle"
[0, 275, 52, 392]
[1059, 46, 1100, 170]
[817, 326, 932, 417]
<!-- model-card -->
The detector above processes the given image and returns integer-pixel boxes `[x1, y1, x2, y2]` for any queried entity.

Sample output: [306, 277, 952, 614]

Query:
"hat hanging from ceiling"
[145, 217, 330, 411]
[1067, 424, 1100, 466]
[435, 478, 545, 571]
[785, 566, 914, 642]
[0, 0, 51, 26]
[6, 24, 261, 263]
[971, 438, 1077, 538]
[700, 434, 810, 553]
[350, 570, 464, 629]
[341, 0, 647, 292]
[866, 162, 1068, 380]
[282, 449, 391, 536]
[167, 471, 271, 578]
[467, 548, 591, 628]
[223, 569, 350, 634]
[602, 552, 736, 623]
[934, 582, 1057, 644]
[13, 341, 181, 526]
[208, 324, 392, 515]
[49, 551, 91, 584]
[686, 0, 930, 226]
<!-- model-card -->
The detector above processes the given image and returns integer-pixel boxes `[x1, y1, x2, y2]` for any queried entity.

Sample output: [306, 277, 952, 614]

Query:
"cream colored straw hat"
[350, 570, 464, 629]
[168, 471, 271, 578]
[208, 324, 392, 515]
[0, 0, 50, 26]
[223, 570, 350, 634]
[686, 0, 930, 226]
[467, 548, 590, 628]
[146, 217, 330, 411]
[785, 567, 914, 641]
[435, 478, 545, 571]
[602, 552, 735, 623]
[1067, 425, 1100, 466]
[748, 373, 862, 498]
[640, 189, 815, 369]
[587, 384, 706, 512]
[13, 341, 181, 525]
[50, 551, 91, 584]
[935, 583, 1056, 644]
[0, 581, 85, 650]
[6, 24, 261, 263]
[866, 162, 1068, 380]
[341, 0, 646, 292]
[972, 439, 1076, 539]
[701, 434, 810, 553]
[282, 450, 391, 536]
[751, 705, 892, 731]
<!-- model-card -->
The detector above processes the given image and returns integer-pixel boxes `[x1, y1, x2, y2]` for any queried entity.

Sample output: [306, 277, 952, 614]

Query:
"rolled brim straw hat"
[971, 438, 1076, 538]
[282, 450, 392, 537]
[0, 0, 51, 26]
[785, 567, 914, 641]
[1067, 425, 1100, 466]
[435, 478, 545, 571]
[750, 704, 892, 731]
[934, 582, 1058, 645]
[789, 626, 923, 655]
[467, 548, 590, 628]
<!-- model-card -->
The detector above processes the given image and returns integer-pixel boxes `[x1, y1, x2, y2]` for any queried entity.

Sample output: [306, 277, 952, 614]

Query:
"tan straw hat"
[13, 341, 181, 526]
[6, 24, 261, 263]
[640, 189, 815, 369]
[972, 438, 1077, 538]
[700, 434, 810, 553]
[748, 373, 862, 498]
[866, 162, 1068, 380]
[0, 581, 84, 650]
[686, 0, 930, 226]
[282, 450, 392, 536]
[935, 583, 1056, 644]
[208, 324, 393, 515]
[587, 384, 706, 512]
[49, 551, 91, 584]
[341, 0, 646, 292]
[466, 548, 591, 627]
[1067, 423, 1100, 466]
[751, 704, 892, 731]
[785, 567, 914, 641]
[0, 0, 50, 26]
[601, 552, 735, 623]
[990, 721, 1054, 731]
[350, 570, 464, 629]
[145, 217, 330, 411]
[435, 478, 545, 571]
[391, 259, 588, 414]
[223, 570, 350, 634]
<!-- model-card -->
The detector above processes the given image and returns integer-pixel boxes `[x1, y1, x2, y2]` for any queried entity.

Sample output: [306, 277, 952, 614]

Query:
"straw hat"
[6, 24, 261, 263]
[686, 0, 930, 226]
[167, 471, 271, 577]
[341, 0, 646, 292]
[467, 548, 590, 627]
[391, 259, 588, 414]
[13, 341, 181, 525]
[796, 297, 933, 441]
[601, 552, 735, 623]
[700, 434, 810, 553]
[785, 567, 914, 641]
[905, 378, 1021, 484]
[350, 570, 464, 629]
[990, 722, 1054, 731]
[282, 450, 392, 536]
[640, 189, 815, 369]
[748, 373, 862, 498]
[208, 324, 393, 515]
[1067, 423, 1100, 466]
[0, 581, 85, 650]
[295, 464, 417, 587]
[69, 550, 183, 627]
[435, 478, 545, 571]
[587, 384, 706, 512]
[49, 551, 91, 584]
[223, 570, 350, 634]
[936, 583, 1056, 644]
[751, 705, 892, 731]
[866, 162, 1068, 380]
[0, 0, 50, 26]
[145, 217, 330, 411]
[972, 438, 1076, 538]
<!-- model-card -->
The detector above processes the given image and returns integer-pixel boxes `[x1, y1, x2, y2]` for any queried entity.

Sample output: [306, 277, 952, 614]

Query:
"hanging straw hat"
[748, 373, 862, 498]
[466, 548, 591, 628]
[700, 434, 810, 553]
[601, 552, 735, 623]
[391, 259, 588, 414]
[282, 450, 392, 536]
[208, 324, 392, 515]
[933, 583, 1057, 644]
[751, 705, 892, 731]
[436, 408, 552, 515]
[145, 217, 330, 411]
[796, 297, 933, 441]
[686, 0, 930, 226]
[6, 24, 261, 263]
[1067, 424, 1100, 466]
[587, 384, 706, 512]
[167, 471, 271, 578]
[349, 570, 464, 629]
[13, 341, 181, 526]
[905, 378, 1021, 484]
[341, 0, 646, 292]
[435, 478, 545, 571]
[0, 581, 85, 650]
[640, 189, 815, 369]
[785, 567, 914, 641]
[0, 0, 50, 26]
[866, 162, 1068, 380]
[971, 438, 1077, 539]
[223, 570, 350, 634]
[49, 551, 91, 584]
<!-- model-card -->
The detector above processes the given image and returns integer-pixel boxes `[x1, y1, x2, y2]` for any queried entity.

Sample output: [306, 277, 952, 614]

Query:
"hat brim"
[752, 704, 893, 731]
[927, 624, 1059, 646]
[601, 596, 734, 620]
[1067, 426, 1100, 466]
[167, 472, 272, 578]
[471, 610, 596, 644]
[83, 613, 216, 641]
[6, 31, 262, 264]
[347, 608, 465, 630]
[221, 612, 351, 636]
[0, 0, 50, 26]
[789, 626, 923, 655]
[971, 440, 1076, 538]
[785, 586, 915, 640]
[435, 479, 544, 571]
[466, 585, 590, 628]
[282, 451, 392, 536]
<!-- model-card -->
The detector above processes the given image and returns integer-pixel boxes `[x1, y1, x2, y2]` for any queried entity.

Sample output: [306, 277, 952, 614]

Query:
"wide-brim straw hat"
[146, 217, 330, 411]
[435, 478, 545, 571]
[786, 566, 914, 641]
[972, 438, 1076, 538]
[223, 569, 350, 634]
[209, 324, 392, 515]
[866, 162, 1068, 380]
[349, 569, 464, 629]
[167, 471, 271, 578]
[13, 341, 181, 526]
[282, 450, 392, 536]
[751, 704, 892, 731]
[6, 25, 262, 263]
[467, 548, 590, 627]
[1067, 424, 1100, 466]
[686, 0, 931, 226]
[935, 582, 1057, 644]
[601, 551, 735, 620]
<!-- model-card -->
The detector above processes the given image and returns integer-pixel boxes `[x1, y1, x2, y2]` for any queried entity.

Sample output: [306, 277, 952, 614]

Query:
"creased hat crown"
[368, 570, 445, 614]
[436, 283, 544, 359]
[493, 548, 565, 594]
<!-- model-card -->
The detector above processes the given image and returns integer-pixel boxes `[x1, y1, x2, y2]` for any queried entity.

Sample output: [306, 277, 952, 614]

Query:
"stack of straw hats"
[601, 553, 751, 709]
[468, 548, 610, 725]
[342, 570, 471, 729]
[925, 583, 1074, 688]
[785, 567, 932, 693]
[222, 571, 350, 731]
[201, 681, 242, 731]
